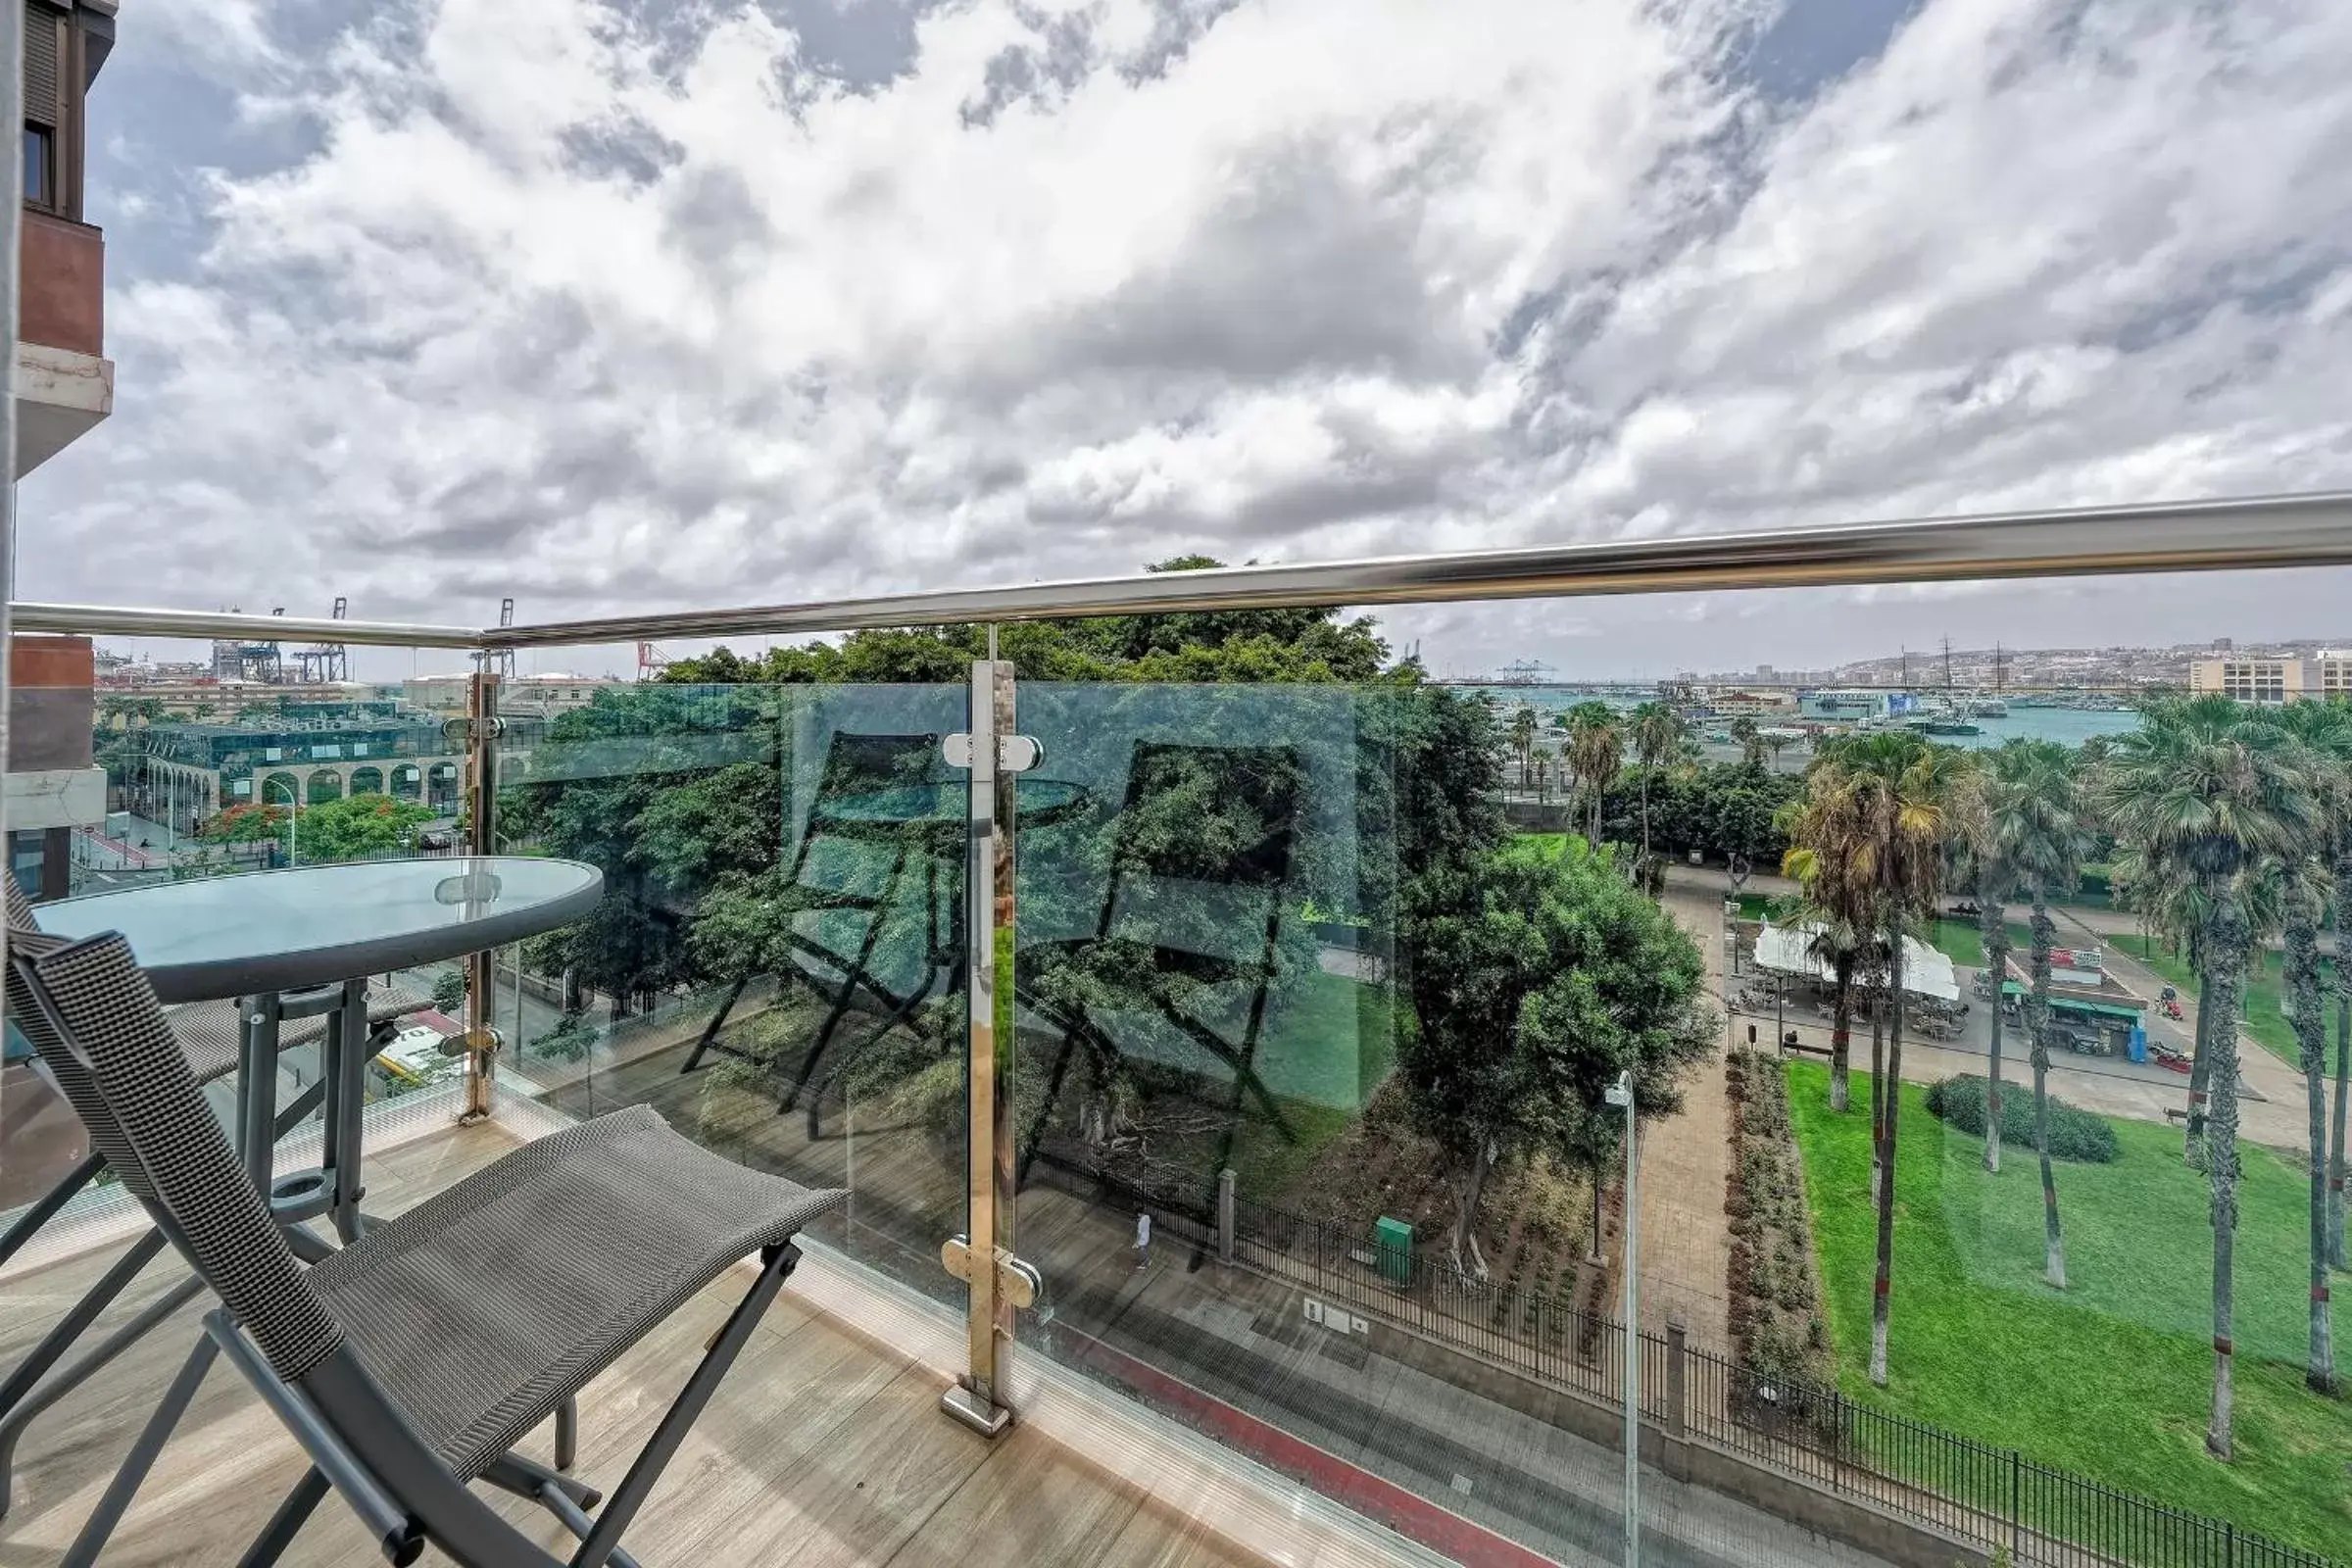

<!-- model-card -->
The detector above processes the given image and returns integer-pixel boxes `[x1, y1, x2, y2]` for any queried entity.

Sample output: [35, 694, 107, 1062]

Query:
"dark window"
[23, 122, 49, 208]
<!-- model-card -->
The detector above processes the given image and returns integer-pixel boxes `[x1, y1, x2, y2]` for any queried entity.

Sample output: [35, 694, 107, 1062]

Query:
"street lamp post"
[1605, 1068, 1641, 1568]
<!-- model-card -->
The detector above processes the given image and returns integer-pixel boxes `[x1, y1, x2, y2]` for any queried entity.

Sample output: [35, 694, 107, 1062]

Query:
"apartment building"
[17, 0, 115, 475]
[2187, 650, 2352, 704]
[4, 2, 119, 892]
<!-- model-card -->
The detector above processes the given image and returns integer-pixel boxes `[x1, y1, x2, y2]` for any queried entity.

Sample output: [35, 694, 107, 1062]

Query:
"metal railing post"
[1664, 1313, 1687, 1442]
[460, 670, 502, 1121]
[1217, 1167, 1237, 1264]
[941, 655, 1033, 1436]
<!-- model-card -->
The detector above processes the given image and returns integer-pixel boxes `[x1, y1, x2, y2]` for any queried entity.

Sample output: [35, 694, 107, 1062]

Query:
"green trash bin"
[1374, 1216, 1412, 1287]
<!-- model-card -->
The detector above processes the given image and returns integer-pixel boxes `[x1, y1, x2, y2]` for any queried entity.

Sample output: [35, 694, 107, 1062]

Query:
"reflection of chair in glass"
[1017, 741, 1304, 1187]
[679, 731, 956, 1131]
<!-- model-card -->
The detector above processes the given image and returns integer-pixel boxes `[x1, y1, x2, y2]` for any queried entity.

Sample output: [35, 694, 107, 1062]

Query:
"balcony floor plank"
[0, 1120, 1268, 1568]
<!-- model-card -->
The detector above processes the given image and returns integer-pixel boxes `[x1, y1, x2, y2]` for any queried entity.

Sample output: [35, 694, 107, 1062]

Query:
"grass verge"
[1785, 1060, 2347, 1557]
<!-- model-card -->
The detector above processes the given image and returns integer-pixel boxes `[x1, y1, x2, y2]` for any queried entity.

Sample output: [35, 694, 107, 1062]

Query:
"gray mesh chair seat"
[10, 928, 846, 1568]
[310, 1103, 839, 1480]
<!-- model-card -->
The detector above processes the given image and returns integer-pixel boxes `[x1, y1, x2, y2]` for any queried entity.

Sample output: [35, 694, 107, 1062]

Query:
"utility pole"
[1606, 1068, 1642, 1568]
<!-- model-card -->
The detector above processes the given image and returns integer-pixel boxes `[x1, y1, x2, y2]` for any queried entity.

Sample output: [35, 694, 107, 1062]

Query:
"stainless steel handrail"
[10, 489, 2352, 651]
[5, 603, 481, 648]
[483, 489, 2352, 648]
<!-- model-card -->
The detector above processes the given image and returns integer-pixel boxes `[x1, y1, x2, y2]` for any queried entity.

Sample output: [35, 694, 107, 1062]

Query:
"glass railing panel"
[1649, 678, 2350, 1568]
[493, 677, 972, 1304]
[7, 640, 492, 1212]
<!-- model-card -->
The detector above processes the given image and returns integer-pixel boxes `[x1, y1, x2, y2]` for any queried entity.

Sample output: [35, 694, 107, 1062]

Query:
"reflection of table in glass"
[686, 777, 1086, 1129]
[37, 857, 604, 1237]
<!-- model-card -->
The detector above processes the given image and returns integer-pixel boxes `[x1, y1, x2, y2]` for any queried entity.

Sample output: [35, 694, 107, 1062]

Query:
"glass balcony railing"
[4, 499, 2352, 1568]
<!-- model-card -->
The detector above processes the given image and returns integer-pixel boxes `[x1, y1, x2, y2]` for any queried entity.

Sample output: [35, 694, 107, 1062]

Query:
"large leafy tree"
[501, 686, 786, 1018]
[664, 558, 1394, 690]
[2100, 694, 2318, 1458]
[1396, 825, 1713, 1277]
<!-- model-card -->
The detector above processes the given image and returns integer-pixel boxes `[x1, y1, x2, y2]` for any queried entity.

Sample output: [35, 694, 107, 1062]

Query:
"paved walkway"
[1638, 888, 1738, 1348]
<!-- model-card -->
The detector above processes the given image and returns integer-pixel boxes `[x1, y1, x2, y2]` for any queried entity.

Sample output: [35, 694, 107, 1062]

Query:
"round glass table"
[34, 856, 603, 1241]
[35, 856, 605, 1004]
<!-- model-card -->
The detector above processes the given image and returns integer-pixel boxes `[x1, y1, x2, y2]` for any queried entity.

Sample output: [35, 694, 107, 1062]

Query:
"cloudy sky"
[24, 0, 2352, 677]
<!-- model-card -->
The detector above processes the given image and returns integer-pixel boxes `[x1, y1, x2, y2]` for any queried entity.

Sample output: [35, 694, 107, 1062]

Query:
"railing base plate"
[940, 1383, 1012, 1438]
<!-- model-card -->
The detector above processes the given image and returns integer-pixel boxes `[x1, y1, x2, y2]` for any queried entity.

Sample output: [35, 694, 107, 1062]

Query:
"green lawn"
[1785, 1062, 2348, 1557]
[2122, 940, 2336, 1071]
[1922, 917, 2035, 973]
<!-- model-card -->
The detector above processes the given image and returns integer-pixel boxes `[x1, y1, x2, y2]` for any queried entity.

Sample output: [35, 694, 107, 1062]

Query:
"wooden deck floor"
[0, 1123, 1263, 1568]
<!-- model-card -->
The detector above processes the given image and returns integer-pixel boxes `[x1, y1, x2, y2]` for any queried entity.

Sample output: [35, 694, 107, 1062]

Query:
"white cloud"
[22, 0, 2352, 670]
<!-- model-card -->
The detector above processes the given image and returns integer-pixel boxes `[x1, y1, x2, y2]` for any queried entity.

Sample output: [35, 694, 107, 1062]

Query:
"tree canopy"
[198, 793, 437, 864]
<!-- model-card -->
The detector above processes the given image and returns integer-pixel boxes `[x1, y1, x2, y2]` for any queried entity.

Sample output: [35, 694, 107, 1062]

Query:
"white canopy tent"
[1752, 922, 1961, 1004]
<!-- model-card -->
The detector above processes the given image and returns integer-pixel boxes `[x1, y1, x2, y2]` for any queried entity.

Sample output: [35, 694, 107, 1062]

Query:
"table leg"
[240, 995, 282, 1190]
[330, 977, 369, 1243]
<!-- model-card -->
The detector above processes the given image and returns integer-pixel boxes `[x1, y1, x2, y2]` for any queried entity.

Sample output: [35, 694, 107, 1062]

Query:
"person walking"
[1134, 1211, 1152, 1272]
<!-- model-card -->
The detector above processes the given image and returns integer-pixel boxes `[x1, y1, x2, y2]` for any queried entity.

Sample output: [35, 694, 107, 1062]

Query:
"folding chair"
[679, 731, 957, 1134]
[1015, 741, 1305, 1188]
[0, 881, 429, 1518]
[7, 920, 842, 1567]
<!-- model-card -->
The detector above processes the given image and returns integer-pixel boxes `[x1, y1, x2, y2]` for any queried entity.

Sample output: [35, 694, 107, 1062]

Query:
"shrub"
[1925, 1075, 2120, 1163]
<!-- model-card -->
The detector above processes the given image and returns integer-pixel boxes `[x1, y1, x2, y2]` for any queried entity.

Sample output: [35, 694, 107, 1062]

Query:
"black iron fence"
[1130, 1181, 2342, 1568]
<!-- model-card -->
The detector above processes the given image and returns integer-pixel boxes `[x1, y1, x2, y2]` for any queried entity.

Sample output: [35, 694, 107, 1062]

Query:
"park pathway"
[1637, 886, 1738, 1348]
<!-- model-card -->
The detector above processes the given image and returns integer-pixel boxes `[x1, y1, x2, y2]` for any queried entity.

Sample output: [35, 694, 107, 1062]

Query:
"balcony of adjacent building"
[16, 0, 118, 477]
[3, 495, 2351, 1568]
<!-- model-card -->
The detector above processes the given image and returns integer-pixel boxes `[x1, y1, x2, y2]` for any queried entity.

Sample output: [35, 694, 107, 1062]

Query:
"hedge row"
[1924, 1075, 2120, 1163]
[1724, 1051, 1835, 1393]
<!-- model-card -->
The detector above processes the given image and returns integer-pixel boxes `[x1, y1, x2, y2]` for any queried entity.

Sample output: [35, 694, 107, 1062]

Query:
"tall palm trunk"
[1869, 919, 1905, 1386]
[1981, 898, 2010, 1174]
[2285, 900, 2337, 1393]
[1869, 973, 1886, 1201]
[2332, 888, 2351, 1271]
[2203, 901, 2249, 1460]
[2186, 925, 2214, 1163]
[2029, 896, 2067, 1288]
[1641, 768, 1652, 858]
[1829, 956, 1855, 1113]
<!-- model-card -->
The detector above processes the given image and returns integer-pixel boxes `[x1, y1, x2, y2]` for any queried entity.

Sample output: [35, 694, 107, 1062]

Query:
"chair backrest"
[1113, 742, 1304, 889]
[5, 924, 345, 1384]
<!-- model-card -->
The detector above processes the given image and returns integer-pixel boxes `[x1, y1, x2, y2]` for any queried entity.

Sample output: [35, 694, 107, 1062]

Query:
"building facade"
[17, 0, 114, 475]
[2185, 653, 2352, 704]
[7, 635, 102, 897]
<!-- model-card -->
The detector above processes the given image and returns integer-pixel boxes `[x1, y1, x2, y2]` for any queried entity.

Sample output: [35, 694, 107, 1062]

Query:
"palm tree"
[1960, 760, 2017, 1174]
[1566, 703, 1622, 847]
[1509, 704, 1540, 793]
[1631, 702, 1684, 858]
[2276, 852, 2339, 1393]
[2102, 695, 2319, 1458]
[2277, 698, 2352, 1273]
[1997, 740, 2090, 1290]
[1531, 752, 1550, 806]
[1814, 732, 1977, 1384]
[1729, 715, 1765, 771]
[1783, 772, 1879, 1115]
